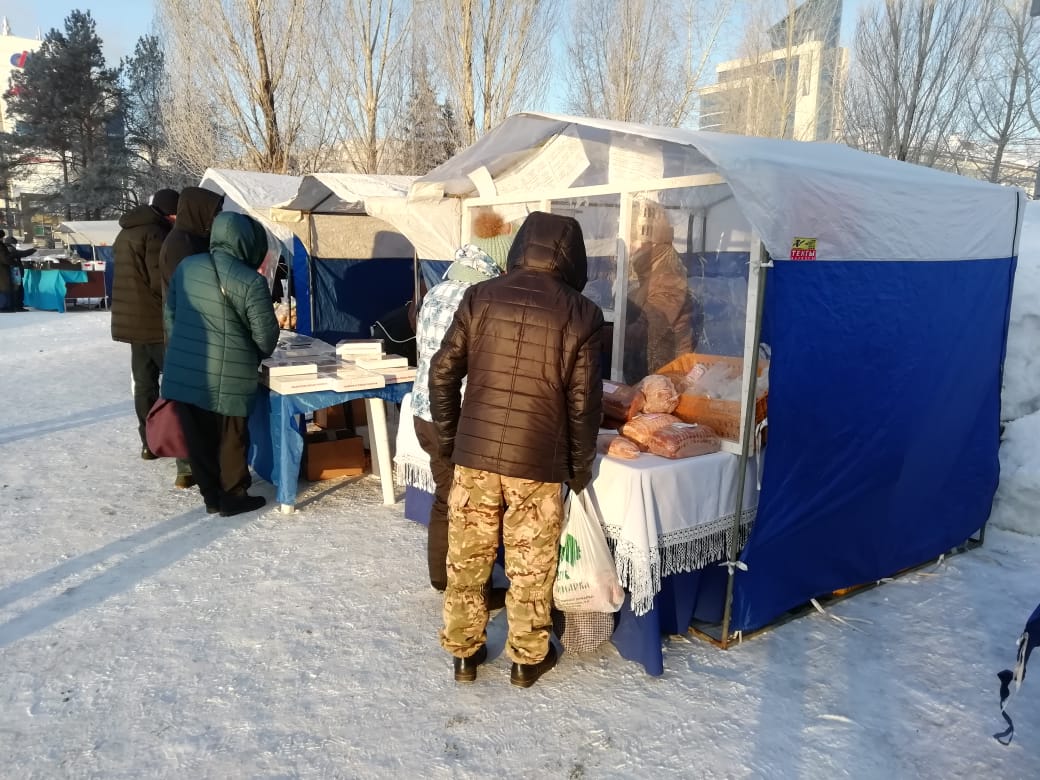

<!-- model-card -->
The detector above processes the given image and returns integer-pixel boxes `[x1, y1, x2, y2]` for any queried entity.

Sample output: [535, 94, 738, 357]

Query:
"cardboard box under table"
[305, 430, 366, 480]
[248, 382, 412, 513]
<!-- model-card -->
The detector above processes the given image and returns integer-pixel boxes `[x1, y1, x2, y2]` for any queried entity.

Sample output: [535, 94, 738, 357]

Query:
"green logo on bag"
[558, 533, 581, 579]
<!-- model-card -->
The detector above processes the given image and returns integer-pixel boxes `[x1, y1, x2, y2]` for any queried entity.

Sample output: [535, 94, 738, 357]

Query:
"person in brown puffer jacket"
[623, 202, 700, 382]
[111, 189, 179, 461]
[429, 211, 604, 689]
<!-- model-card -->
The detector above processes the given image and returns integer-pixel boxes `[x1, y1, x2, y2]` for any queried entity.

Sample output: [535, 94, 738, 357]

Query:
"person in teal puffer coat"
[162, 212, 279, 517]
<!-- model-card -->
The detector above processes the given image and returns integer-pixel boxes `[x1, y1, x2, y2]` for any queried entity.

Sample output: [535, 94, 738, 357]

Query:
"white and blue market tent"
[199, 168, 303, 284]
[272, 173, 424, 343]
[391, 112, 1023, 638]
[55, 220, 121, 299]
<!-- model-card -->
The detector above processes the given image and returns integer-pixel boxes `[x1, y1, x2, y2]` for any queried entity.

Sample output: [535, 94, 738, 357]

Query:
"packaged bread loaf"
[637, 374, 680, 414]
[602, 380, 644, 422]
[606, 435, 641, 460]
[620, 413, 681, 450]
[648, 422, 721, 459]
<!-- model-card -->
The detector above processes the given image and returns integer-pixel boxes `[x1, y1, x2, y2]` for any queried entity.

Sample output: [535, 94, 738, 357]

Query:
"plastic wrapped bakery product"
[602, 381, 644, 422]
[636, 374, 679, 414]
[620, 413, 681, 450]
[606, 435, 641, 459]
[648, 422, 721, 459]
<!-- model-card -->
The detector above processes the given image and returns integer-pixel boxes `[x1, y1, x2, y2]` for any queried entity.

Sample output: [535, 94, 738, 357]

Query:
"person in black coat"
[0, 230, 36, 312]
[110, 188, 179, 463]
[159, 186, 224, 295]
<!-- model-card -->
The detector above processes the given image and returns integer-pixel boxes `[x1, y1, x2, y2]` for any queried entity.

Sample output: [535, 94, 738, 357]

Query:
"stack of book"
[335, 339, 385, 360]
[320, 364, 386, 392]
[354, 353, 409, 370]
[261, 357, 319, 377]
[378, 366, 417, 384]
[261, 353, 338, 395]
[265, 374, 340, 394]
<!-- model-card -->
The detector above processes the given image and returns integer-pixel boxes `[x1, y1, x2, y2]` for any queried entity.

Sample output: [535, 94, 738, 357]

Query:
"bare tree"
[966, 0, 1040, 183]
[157, 0, 339, 174]
[316, 0, 411, 174]
[422, 0, 555, 145]
[700, 0, 846, 140]
[566, 0, 732, 127]
[842, 0, 995, 165]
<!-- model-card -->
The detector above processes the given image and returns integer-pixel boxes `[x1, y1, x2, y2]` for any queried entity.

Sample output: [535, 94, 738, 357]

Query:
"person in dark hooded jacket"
[110, 188, 179, 461]
[429, 211, 604, 688]
[0, 231, 36, 311]
[159, 186, 224, 293]
[162, 211, 279, 517]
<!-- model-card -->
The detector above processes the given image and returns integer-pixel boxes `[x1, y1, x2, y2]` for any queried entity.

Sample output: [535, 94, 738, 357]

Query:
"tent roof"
[55, 220, 121, 246]
[277, 173, 416, 214]
[200, 168, 303, 247]
[416, 112, 1023, 263]
[201, 168, 303, 210]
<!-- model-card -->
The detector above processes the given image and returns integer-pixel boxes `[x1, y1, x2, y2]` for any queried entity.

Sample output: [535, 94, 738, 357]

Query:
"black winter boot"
[219, 494, 266, 517]
[510, 644, 558, 688]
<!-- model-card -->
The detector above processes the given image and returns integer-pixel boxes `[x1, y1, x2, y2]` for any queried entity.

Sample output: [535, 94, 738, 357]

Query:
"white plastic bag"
[553, 491, 625, 613]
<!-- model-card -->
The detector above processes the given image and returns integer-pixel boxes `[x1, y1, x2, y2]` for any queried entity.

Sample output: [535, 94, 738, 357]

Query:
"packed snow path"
[0, 311, 1037, 778]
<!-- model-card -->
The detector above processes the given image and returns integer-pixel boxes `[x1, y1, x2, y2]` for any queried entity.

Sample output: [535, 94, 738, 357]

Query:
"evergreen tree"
[3, 10, 127, 219]
[121, 34, 193, 200]
[397, 60, 461, 175]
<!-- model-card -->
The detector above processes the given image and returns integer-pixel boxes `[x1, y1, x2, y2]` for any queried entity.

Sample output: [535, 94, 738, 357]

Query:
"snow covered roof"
[199, 168, 304, 249]
[416, 112, 1024, 264]
[55, 220, 121, 246]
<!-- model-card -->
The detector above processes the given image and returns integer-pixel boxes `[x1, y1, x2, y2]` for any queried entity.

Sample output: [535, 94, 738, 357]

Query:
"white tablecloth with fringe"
[396, 394, 759, 617]
[583, 438, 759, 617]
[393, 393, 434, 491]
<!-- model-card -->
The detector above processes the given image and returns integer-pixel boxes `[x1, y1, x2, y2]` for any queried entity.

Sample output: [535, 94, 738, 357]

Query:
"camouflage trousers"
[440, 465, 564, 665]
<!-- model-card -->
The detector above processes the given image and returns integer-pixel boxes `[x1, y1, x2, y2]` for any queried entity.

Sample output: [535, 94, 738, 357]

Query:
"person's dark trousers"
[131, 342, 191, 475]
[176, 403, 252, 509]
[131, 342, 164, 446]
[413, 415, 455, 591]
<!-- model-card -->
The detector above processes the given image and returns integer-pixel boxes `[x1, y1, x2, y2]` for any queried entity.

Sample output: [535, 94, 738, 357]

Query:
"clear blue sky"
[2, 0, 867, 101]
[2, 1, 154, 63]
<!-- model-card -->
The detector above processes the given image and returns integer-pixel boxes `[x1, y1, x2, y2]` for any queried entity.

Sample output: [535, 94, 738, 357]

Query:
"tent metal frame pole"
[307, 213, 318, 336]
[719, 239, 769, 649]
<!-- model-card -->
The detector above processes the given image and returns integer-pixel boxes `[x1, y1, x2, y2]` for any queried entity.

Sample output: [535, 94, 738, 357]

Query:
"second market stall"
[386, 113, 1021, 672]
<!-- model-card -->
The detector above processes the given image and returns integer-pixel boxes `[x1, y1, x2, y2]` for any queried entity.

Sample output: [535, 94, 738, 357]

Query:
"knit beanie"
[480, 231, 516, 272]
[150, 188, 180, 218]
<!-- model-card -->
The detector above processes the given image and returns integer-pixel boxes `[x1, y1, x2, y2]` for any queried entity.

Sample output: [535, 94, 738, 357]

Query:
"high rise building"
[0, 20, 43, 235]
[699, 0, 848, 142]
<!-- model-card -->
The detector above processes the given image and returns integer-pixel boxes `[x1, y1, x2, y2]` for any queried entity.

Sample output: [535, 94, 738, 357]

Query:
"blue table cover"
[23, 268, 87, 312]
[248, 382, 412, 506]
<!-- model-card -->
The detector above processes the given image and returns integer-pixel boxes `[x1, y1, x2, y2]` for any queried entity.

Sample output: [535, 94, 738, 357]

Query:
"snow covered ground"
[1, 310, 1038, 779]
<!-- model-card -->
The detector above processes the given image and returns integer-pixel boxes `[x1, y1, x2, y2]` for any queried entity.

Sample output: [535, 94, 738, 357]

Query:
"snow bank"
[991, 409, 1040, 536]
[1002, 200, 1040, 422]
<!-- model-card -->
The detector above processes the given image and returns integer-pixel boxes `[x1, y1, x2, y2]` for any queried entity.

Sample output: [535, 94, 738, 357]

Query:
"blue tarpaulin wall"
[287, 236, 434, 343]
[310, 255, 414, 344]
[290, 236, 311, 336]
[420, 260, 451, 290]
[730, 257, 1017, 632]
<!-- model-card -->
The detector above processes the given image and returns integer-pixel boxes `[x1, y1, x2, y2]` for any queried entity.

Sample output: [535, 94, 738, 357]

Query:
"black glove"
[567, 471, 592, 495]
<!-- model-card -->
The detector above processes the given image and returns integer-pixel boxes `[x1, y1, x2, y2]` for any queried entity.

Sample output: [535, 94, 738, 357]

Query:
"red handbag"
[146, 398, 190, 459]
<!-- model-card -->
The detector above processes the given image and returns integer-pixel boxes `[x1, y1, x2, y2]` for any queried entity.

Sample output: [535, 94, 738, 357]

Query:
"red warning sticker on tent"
[790, 237, 817, 261]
